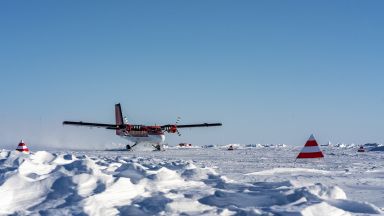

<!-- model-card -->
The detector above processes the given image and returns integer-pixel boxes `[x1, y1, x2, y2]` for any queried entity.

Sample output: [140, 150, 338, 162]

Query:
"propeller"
[162, 117, 182, 136]
[175, 117, 181, 136]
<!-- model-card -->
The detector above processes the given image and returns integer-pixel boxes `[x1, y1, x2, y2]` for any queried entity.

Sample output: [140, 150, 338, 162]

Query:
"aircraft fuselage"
[117, 125, 166, 144]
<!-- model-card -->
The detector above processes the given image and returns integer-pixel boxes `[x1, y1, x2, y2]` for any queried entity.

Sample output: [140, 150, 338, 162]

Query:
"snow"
[371, 146, 384, 152]
[0, 146, 383, 215]
[246, 167, 334, 176]
[363, 143, 384, 152]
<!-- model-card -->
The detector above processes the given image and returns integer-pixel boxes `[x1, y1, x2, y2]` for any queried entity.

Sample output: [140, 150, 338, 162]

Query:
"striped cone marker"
[296, 134, 324, 159]
[16, 140, 30, 154]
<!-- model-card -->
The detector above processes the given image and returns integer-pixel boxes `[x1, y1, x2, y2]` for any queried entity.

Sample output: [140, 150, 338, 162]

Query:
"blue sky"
[1, 1, 383, 149]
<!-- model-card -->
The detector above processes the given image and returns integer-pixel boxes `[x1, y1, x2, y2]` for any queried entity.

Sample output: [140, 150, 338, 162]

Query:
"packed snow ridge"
[0, 149, 382, 215]
[200, 143, 287, 149]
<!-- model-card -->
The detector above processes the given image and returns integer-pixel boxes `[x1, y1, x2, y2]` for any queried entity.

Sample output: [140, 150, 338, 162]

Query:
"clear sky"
[1, 1, 383, 149]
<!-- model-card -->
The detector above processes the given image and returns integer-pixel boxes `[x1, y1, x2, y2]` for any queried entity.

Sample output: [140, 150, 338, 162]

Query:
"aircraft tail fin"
[115, 103, 124, 135]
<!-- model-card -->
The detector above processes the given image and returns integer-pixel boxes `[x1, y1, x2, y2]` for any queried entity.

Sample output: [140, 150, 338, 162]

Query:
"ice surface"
[0, 146, 383, 215]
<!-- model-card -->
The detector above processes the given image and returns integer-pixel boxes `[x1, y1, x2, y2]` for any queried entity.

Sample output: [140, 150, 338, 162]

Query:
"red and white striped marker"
[296, 134, 324, 159]
[16, 140, 30, 154]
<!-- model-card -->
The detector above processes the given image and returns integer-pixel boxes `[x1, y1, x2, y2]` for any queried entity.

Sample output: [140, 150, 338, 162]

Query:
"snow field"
[0, 146, 383, 215]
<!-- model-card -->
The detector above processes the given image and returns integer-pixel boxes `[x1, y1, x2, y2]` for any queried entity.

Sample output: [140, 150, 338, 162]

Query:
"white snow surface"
[0, 146, 383, 215]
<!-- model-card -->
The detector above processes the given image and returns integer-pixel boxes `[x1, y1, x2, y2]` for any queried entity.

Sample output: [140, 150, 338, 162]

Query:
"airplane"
[63, 103, 222, 151]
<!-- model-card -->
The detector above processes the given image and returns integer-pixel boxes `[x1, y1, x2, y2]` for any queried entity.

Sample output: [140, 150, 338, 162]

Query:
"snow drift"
[0, 149, 382, 215]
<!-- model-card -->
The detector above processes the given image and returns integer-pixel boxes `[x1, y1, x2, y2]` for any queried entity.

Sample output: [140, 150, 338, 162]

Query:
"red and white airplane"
[63, 103, 222, 150]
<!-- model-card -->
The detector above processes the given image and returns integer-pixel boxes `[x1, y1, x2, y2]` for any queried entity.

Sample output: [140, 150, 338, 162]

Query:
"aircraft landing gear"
[155, 144, 161, 151]
[152, 143, 164, 151]
[126, 142, 139, 151]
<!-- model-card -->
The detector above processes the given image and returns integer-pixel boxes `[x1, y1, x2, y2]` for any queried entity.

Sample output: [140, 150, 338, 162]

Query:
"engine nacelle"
[167, 125, 178, 133]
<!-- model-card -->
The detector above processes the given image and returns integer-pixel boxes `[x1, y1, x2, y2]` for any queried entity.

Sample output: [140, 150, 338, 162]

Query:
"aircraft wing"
[161, 123, 222, 129]
[63, 121, 119, 130]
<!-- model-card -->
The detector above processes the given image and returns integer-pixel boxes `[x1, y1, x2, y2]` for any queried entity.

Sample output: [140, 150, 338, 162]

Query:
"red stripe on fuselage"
[120, 125, 164, 137]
